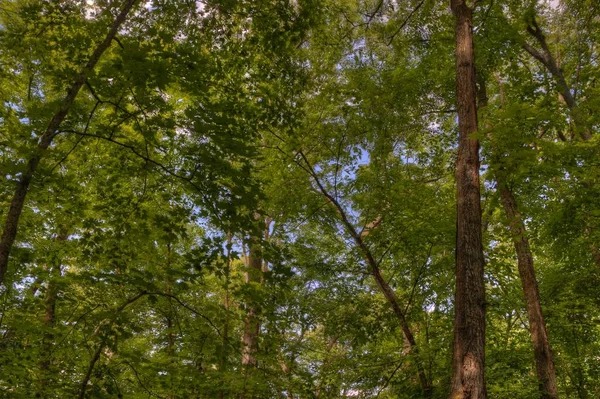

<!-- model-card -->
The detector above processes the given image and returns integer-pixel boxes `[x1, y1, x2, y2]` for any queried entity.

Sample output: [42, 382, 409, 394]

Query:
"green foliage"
[0, 0, 599, 398]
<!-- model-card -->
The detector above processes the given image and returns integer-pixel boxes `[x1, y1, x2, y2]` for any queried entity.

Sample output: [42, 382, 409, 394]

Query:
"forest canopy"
[0, 0, 599, 398]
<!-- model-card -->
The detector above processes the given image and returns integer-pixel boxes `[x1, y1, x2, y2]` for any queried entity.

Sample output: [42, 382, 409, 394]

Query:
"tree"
[0, 1, 599, 398]
[449, 1, 487, 398]
[0, 0, 138, 285]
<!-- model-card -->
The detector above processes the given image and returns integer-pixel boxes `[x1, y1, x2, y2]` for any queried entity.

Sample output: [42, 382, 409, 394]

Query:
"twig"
[387, 0, 426, 45]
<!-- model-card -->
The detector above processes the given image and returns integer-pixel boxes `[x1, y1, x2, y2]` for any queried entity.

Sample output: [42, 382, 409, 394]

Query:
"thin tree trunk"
[219, 234, 232, 399]
[240, 214, 264, 399]
[497, 179, 559, 399]
[372, 266, 431, 398]
[315, 336, 338, 398]
[239, 219, 263, 399]
[165, 243, 175, 399]
[240, 217, 272, 372]
[298, 152, 432, 399]
[592, 246, 600, 269]
[166, 310, 174, 399]
[0, 0, 138, 285]
[571, 330, 588, 399]
[77, 291, 147, 399]
[450, 2, 487, 399]
[241, 219, 262, 369]
[78, 339, 106, 399]
[488, 74, 559, 399]
[522, 17, 600, 269]
[38, 269, 59, 394]
[278, 327, 304, 399]
[522, 17, 591, 141]
[38, 231, 69, 395]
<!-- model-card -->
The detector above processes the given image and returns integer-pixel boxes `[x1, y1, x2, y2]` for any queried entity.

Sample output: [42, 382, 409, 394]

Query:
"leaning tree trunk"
[522, 16, 591, 141]
[78, 291, 147, 399]
[522, 14, 600, 270]
[450, 2, 487, 399]
[371, 264, 431, 398]
[497, 179, 559, 399]
[0, 0, 138, 285]
[486, 74, 560, 399]
[298, 152, 432, 398]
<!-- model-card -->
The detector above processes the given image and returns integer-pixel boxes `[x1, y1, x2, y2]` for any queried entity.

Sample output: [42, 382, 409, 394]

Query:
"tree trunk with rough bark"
[450, 1, 487, 398]
[0, 0, 138, 286]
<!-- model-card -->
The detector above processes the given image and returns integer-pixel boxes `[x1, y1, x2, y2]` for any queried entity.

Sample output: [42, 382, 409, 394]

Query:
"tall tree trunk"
[241, 217, 271, 373]
[278, 327, 304, 399]
[571, 334, 588, 399]
[0, 0, 138, 285]
[450, 2, 487, 399]
[497, 179, 559, 399]
[298, 152, 432, 399]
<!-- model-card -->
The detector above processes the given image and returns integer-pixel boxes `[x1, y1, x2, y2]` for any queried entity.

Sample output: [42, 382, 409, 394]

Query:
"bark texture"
[450, 2, 487, 399]
[0, 0, 138, 285]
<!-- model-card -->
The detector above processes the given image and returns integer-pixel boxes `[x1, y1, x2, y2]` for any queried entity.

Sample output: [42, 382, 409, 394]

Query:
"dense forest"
[0, 0, 599, 398]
